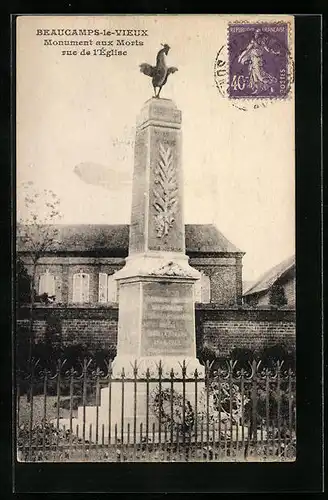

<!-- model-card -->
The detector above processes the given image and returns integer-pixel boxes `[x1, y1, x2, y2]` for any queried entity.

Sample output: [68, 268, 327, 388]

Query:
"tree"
[269, 283, 287, 307]
[16, 257, 34, 306]
[17, 182, 62, 371]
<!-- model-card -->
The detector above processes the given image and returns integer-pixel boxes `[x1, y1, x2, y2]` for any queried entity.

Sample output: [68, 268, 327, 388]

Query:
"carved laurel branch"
[153, 143, 178, 238]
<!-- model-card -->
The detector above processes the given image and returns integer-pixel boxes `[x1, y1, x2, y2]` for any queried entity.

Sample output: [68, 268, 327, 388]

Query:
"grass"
[16, 396, 296, 463]
[17, 441, 295, 462]
[18, 395, 78, 427]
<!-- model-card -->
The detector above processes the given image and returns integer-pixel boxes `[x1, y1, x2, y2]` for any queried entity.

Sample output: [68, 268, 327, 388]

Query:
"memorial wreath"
[151, 387, 195, 434]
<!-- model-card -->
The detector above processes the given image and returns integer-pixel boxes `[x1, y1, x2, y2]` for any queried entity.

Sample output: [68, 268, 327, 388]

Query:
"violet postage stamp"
[228, 22, 291, 99]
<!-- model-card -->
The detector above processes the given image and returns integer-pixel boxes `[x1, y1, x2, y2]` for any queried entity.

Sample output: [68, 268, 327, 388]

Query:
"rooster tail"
[139, 63, 155, 77]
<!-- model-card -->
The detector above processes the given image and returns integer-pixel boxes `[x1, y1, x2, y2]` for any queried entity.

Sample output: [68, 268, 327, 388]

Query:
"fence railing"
[16, 358, 296, 462]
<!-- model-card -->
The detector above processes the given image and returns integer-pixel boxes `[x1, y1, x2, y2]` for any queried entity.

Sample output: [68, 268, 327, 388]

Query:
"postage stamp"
[227, 22, 291, 99]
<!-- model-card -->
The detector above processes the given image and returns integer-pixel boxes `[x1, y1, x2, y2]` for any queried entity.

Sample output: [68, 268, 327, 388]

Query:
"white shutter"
[39, 273, 46, 295]
[81, 273, 90, 303]
[73, 273, 82, 302]
[98, 273, 108, 303]
[194, 272, 210, 303]
[46, 272, 55, 296]
[107, 274, 118, 302]
[39, 270, 55, 296]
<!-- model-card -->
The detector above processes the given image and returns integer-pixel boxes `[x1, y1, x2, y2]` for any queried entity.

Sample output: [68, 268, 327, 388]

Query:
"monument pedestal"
[112, 265, 203, 374]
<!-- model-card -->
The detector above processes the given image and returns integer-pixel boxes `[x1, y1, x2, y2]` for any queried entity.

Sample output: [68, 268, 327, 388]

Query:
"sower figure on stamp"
[238, 29, 280, 95]
[140, 44, 178, 98]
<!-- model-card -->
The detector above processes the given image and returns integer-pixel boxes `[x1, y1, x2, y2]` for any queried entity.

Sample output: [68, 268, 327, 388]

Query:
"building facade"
[17, 225, 296, 355]
[18, 223, 245, 307]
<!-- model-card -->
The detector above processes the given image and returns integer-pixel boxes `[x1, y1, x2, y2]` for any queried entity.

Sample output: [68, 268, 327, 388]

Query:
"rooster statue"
[139, 44, 178, 98]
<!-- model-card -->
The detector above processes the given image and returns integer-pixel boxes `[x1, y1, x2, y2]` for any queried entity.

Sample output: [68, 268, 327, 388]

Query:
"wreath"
[198, 381, 249, 435]
[151, 387, 194, 434]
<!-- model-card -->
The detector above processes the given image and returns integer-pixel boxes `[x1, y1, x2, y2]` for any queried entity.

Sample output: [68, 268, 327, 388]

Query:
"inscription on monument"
[141, 281, 195, 357]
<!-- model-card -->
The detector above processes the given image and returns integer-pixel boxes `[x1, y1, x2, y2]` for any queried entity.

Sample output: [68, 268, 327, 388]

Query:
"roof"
[185, 224, 242, 253]
[242, 280, 255, 294]
[17, 223, 243, 255]
[243, 255, 295, 296]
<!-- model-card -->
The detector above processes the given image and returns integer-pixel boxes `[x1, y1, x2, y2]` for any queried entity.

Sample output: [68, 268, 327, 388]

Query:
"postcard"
[16, 14, 296, 467]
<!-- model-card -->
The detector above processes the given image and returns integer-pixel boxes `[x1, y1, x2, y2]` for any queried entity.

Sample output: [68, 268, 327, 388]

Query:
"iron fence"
[16, 358, 296, 462]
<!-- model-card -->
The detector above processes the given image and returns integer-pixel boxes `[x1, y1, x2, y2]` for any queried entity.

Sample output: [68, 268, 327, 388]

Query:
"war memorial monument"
[64, 45, 205, 439]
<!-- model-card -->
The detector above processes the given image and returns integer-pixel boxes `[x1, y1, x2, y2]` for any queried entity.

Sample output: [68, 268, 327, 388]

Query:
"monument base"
[58, 355, 205, 444]
[111, 355, 205, 377]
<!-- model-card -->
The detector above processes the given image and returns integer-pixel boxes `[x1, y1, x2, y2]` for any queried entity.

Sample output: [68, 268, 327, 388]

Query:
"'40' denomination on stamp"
[228, 22, 291, 99]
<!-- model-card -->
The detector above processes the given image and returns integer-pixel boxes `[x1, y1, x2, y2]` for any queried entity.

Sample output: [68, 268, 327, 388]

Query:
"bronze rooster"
[139, 44, 178, 98]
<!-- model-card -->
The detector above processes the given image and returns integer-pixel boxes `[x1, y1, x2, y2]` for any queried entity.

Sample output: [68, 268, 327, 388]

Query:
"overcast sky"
[16, 15, 295, 282]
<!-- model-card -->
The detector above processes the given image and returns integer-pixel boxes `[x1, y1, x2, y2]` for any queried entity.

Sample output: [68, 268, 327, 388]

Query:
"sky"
[16, 15, 295, 282]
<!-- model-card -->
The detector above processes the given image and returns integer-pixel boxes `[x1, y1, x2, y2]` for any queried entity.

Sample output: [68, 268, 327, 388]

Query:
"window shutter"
[107, 274, 118, 302]
[39, 273, 46, 295]
[73, 273, 82, 302]
[99, 273, 107, 303]
[81, 273, 90, 303]
[194, 272, 211, 303]
[46, 272, 56, 297]
[39, 270, 55, 296]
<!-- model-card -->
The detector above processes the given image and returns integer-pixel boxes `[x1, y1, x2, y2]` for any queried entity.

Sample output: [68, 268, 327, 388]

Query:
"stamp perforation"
[225, 19, 294, 103]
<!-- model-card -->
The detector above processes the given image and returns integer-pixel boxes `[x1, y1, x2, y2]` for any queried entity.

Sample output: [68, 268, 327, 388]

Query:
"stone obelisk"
[66, 98, 205, 439]
[112, 97, 203, 378]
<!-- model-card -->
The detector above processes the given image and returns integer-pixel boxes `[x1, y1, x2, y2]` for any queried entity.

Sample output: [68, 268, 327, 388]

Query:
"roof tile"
[17, 224, 242, 255]
[243, 255, 295, 296]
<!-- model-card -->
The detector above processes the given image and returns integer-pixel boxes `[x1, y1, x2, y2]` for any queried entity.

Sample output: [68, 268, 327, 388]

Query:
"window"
[107, 274, 118, 302]
[73, 272, 90, 303]
[98, 272, 118, 303]
[98, 273, 107, 303]
[39, 270, 55, 297]
[194, 271, 211, 303]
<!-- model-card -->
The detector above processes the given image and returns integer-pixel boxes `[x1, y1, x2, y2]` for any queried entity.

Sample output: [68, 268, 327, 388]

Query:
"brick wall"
[17, 305, 119, 349]
[210, 267, 237, 305]
[196, 304, 295, 356]
[189, 255, 240, 305]
[17, 304, 295, 355]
